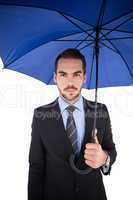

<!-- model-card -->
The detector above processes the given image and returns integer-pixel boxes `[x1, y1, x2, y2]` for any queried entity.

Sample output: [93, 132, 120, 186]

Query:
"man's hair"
[55, 48, 86, 74]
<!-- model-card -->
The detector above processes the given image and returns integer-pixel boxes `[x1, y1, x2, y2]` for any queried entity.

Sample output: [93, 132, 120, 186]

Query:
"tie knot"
[66, 105, 76, 114]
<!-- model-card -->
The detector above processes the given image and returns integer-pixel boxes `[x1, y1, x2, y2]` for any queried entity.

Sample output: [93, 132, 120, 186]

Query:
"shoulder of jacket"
[34, 98, 58, 113]
[83, 97, 106, 109]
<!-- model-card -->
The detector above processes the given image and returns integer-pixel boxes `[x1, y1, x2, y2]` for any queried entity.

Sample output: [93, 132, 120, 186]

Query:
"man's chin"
[61, 93, 80, 102]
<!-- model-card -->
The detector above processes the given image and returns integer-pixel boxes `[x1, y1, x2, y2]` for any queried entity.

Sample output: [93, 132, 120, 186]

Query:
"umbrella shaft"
[93, 26, 100, 139]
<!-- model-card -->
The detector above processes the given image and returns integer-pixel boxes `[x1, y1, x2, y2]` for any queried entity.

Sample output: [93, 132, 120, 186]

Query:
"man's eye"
[60, 73, 66, 77]
[74, 73, 80, 77]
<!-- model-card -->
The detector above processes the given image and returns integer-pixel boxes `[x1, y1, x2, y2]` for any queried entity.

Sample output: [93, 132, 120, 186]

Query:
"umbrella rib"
[55, 39, 94, 42]
[100, 31, 133, 79]
[102, 28, 133, 34]
[100, 15, 133, 40]
[102, 36, 133, 41]
[102, 10, 133, 26]
[58, 11, 95, 40]
[74, 29, 95, 49]
[96, 0, 107, 27]
[99, 41, 118, 53]
[78, 41, 94, 51]
[54, 27, 93, 41]
[55, 29, 95, 45]
[3, 47, 16, 67]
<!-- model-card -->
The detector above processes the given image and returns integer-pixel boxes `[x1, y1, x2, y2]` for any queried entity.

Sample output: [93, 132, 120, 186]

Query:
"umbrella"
[0, 0, 133, 174]
[0, 0, 133, 88]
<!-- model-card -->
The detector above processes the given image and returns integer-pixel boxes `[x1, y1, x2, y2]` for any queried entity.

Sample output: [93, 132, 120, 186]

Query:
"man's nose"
[67, 80, 74, 86]
[67, 76, 74, 85]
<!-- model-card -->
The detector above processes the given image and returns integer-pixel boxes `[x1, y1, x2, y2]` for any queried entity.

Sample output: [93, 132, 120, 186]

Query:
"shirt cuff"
[102, 152, 110, 173]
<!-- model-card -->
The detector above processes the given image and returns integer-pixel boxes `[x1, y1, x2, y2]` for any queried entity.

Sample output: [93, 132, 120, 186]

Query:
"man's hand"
[84, 135, 108, 169]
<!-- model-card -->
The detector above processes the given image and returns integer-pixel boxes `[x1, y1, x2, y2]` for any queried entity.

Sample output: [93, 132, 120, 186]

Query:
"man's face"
[54, 58, 86, 103]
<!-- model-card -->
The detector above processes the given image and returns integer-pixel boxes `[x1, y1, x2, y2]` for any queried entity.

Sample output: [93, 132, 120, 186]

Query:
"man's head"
[54, 48, 86, 103]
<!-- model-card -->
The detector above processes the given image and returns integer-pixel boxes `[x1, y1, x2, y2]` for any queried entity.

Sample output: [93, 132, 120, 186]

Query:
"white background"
[0, 64, 133, 199]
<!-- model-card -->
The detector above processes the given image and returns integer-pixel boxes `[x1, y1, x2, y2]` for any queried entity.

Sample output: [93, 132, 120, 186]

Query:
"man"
[28, 49, 117, 200]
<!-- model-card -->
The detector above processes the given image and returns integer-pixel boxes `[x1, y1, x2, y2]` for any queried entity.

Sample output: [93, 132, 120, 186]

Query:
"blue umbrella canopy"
[0, 0, 133, 89]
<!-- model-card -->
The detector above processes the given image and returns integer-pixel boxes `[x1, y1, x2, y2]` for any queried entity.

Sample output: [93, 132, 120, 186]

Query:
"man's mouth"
[66, 89, 77, 93]
[65, 87, 77, 92]
[67, 89, 75, 91]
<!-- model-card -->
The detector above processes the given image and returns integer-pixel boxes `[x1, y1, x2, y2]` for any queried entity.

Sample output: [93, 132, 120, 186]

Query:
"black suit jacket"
[28, 97, 117, 200]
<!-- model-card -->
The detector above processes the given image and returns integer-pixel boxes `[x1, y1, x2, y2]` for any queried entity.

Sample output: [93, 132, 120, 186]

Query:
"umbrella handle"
[69, 128, 97, 175]
[69, 154, 93, 175]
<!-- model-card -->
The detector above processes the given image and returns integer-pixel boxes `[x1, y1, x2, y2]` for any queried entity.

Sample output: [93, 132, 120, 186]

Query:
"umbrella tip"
[0, 57, 4, 71]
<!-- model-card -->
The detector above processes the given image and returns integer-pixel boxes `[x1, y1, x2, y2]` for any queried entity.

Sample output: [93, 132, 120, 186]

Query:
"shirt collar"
[58, 94, 84, 114]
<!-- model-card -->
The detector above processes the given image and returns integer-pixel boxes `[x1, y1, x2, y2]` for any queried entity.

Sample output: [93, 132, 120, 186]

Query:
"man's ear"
[83, 74, 87, 83]
[53, 72, 57, 83]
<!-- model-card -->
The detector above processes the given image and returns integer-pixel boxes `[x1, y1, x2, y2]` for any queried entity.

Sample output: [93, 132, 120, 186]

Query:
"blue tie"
[66, 105, 78, 154]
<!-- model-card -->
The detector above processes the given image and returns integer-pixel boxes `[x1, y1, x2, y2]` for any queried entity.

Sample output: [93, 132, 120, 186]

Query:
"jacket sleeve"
[100, 105, 117, 175]
[28, 109, 45, 200]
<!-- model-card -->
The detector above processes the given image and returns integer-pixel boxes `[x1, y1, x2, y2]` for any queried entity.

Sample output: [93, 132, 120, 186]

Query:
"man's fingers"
[84, 149, 97, 155]
[85, 160, 99, 169]
[84, 153, 96, 161]
[85, 143, 99, 150]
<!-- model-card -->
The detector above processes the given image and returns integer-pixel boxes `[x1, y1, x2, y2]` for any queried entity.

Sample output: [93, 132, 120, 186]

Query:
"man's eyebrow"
[73, 70, 82, 74]
[58, 70, 82, 74]
[58, 71, 66, 74]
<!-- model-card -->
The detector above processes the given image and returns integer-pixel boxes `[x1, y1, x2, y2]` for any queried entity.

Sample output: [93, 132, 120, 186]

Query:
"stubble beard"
[58, 87, 82, 103]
